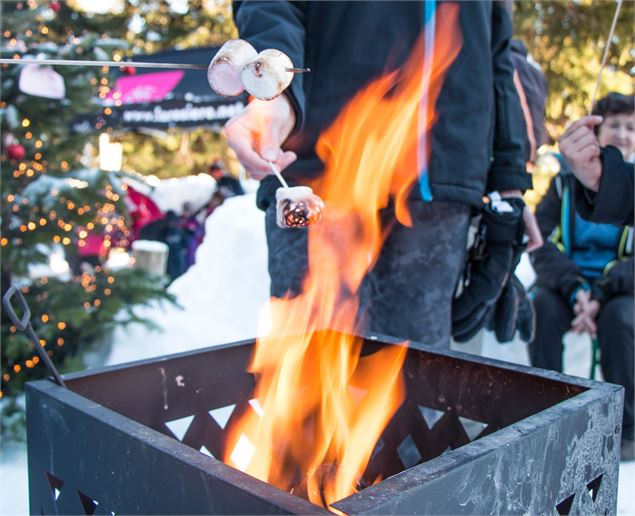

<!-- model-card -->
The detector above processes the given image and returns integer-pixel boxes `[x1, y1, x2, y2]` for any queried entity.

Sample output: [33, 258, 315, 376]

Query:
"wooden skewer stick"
[588, 0, 623, 115]
[0, 57, 310, 74]
[267, 161, 289, 189]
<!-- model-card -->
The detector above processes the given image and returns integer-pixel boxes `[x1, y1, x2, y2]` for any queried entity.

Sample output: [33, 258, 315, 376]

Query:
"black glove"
[452, 197, 525, 342]
[488, 273, 535, 343]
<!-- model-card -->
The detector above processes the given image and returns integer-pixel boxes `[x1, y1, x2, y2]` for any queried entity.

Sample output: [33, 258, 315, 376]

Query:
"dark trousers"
[529, 287, 634, 440]
[264, 199, 470, 349]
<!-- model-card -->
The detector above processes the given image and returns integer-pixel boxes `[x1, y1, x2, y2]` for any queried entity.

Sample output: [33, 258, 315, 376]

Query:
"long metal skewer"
[0, 57, 310, 73]
[588, 0, 623, 115]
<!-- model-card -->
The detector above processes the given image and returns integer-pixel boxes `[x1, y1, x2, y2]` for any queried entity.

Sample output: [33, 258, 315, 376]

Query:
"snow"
[1, 191, 633, 515]
[149, 173, 216, 214]
[131, 239, 169, 253]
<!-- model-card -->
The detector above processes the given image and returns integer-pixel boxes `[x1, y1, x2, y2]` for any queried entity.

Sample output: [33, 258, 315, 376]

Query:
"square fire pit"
[26, 334, 623, 514]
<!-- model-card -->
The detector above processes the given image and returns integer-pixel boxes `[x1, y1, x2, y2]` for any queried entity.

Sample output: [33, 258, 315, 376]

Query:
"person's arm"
[530, 178, 588, 304]
[233, 1, 307, 133]
[574, 146, 635, 226]
[591, 256, 634, 304]
[225, 2, 307, 178]
[486, 2, 533, 194]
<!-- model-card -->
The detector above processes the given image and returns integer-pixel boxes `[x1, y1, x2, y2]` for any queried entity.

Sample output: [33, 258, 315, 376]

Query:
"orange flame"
[225, 5, 462, 510]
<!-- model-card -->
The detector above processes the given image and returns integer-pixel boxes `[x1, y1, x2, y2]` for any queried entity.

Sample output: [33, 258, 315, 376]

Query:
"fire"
[225, 5, 462, 510]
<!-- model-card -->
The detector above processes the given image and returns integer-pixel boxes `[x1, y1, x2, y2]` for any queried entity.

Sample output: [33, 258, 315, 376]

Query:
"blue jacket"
[531, 155, 633, 305]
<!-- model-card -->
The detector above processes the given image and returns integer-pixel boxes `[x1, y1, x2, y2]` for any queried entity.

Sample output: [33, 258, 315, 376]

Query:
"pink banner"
[107, 70, 185, 105]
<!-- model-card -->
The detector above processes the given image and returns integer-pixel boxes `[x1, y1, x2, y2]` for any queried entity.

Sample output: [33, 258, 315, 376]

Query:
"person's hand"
[571, 290, 600, 336]
[223, 95, 297, 180]
[500, 190, 543, 252]
[559, 115, 604, 192]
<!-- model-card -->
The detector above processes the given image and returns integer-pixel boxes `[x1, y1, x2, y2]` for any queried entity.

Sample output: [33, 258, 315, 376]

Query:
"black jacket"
[575, 145, 635, 226]
[531, 158, 633, 306]
[233, 1, 532, 209]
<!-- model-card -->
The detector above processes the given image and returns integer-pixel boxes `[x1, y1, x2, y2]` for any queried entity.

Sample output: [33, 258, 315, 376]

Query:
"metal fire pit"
[26, 334, 623, 515]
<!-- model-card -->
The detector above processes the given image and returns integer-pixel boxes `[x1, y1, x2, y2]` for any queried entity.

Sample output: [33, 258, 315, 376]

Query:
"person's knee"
[532, 288, 566, 322]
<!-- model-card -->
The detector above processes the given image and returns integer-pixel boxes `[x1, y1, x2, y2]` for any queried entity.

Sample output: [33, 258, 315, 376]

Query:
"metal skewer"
[0, 57, 310, 73]
[588, 0, 623, 115]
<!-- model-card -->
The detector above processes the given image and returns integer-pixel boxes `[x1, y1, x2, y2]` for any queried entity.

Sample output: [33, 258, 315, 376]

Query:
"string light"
[21, 118, 30, 127]
[57, 322, 66, 330]
[41, 314, 49, 323]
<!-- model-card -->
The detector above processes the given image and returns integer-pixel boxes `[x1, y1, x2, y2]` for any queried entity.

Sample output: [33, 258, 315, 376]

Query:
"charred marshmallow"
[275, 186, 325, 229]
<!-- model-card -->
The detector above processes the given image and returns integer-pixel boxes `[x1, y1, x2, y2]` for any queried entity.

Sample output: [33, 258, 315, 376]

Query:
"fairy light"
[21, 118, 30, 127]
[34, 140, 42, 148]
[6, 194, 14, 202]
[39, 218, 47, 226]
[107, 276, 115, 284]
[2, 374, 10, 381]
[41, 314, 49, 323]
[83, 302, 90, 309]
[25, 132, 32, 139]
[26, 169, 34, 177]
[57, 322, 66, 330]
[40, 26, 49, 35]
[33, 357, 39, 364]
[104, 288, 111, 296]
[39, 339, 46, 347]
[34, 152, 42, 160]
[94, 299, 101, 307]
[13, 365, 21, 373]
[26, 360, 33, 368]
[57, 338, 64, 347]
[87, 222, 94, 230]
[27, 222, 36, 230]
[62, 237, 70, 245]
[19, 224, 27, 232]
[0, 238, 8, 246]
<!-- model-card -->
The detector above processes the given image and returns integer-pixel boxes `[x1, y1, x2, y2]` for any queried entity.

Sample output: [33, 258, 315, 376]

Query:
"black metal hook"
[2, 285, 66, 387]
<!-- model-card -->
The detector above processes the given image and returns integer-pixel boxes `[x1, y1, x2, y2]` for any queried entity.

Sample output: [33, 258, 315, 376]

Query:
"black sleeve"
[592, 256, 634, 304]
[486, 1, 533, 193]
[233, 1, 307, 134]
[530, 178, 586, 303]
[575, 145, 634, 226]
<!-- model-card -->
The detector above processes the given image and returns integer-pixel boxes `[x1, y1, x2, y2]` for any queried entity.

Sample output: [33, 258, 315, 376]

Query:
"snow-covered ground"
[2, 191, 633, 514]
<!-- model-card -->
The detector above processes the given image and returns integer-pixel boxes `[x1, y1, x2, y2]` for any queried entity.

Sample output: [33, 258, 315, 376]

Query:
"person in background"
[530, 92, 634, 461]
[559, 94, 634, 226]
[180, 202, 204, 269]
[207, 160, 245, 199]
[225, 1, 540, 348]
[161, 210, 187, 281]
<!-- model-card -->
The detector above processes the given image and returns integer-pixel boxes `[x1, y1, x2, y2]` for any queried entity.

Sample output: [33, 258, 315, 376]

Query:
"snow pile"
[105, 192, 269, 365]
[149, 173, 216, 214]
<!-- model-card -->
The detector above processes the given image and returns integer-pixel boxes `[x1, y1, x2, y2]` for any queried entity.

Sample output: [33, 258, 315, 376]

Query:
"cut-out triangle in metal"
[200, 445, 215, 458]
[587, 474, 603, 502]
[458, 416, 488, 441]
[208, 404, 236, 429]
[46, 471, 64, 501]
[397, 434, 422, 469]
[249, 398, 264, 417]
[77, 491, 98, 515]
[419, 405, 444, 429]
[556, 493, 575, 515]
[165, 414, 195, 441]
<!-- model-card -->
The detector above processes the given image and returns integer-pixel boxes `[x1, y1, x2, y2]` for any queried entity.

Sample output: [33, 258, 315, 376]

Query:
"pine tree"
[0, 1, 175, 438]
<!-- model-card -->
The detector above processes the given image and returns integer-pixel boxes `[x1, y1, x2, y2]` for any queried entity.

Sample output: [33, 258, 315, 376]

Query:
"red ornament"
[7, 143, 25, 161]
[50, 1, 61, 12]
[120, 66, 136, 75]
